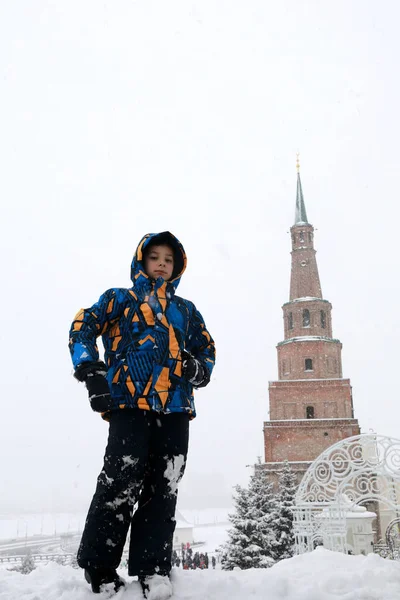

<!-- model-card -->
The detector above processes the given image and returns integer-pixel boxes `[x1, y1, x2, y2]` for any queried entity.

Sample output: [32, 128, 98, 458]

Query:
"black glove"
[182, 353, 210, 388]
[74, 361, 112, 412]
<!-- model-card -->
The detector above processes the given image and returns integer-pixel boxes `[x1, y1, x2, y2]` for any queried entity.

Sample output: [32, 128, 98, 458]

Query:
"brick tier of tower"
[263, 172, 360, 486]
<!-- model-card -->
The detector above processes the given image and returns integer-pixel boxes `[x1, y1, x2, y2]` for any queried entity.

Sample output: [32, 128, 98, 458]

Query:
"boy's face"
[144, 244, 174, 281]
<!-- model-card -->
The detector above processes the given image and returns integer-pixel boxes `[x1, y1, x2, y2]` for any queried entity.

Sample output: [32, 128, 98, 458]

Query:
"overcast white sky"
[1, 0, 400, 515]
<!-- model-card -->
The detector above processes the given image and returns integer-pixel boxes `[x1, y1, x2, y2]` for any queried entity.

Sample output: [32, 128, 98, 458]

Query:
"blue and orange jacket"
[69, 232, 215, 418]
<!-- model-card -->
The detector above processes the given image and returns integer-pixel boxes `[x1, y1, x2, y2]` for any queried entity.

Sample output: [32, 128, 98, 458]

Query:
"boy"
[69, 231, 215, 598]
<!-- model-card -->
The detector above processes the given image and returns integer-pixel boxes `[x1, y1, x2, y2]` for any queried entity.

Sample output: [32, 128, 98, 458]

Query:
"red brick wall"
[264, 419, 360, 462]
[268, 379, 354, 420]
[277, 339, 343, 380]
[282, 299, 333, 339]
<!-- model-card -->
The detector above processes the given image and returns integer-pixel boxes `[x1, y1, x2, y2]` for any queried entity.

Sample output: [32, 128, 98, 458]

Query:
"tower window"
[306, 406, 315, 419]
[303, 309, 310, 327]
[320, 310, 326, 328]
[288, 312, 293, 330]
[308, 232, 313, 243]
[305, 358, 313, 371]
[299, 231, 305, 242]
[282, 360, 290, 375]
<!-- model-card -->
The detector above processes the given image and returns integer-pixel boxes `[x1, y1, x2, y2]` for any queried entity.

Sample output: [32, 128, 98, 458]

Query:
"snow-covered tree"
[247, 459, 279, 566]
[19, 553, 36, 574]
[221, 460, 278, 570]
[220, 484, 255, 570]
[70, 553, 79, 569]
[273, 460, 298, 560]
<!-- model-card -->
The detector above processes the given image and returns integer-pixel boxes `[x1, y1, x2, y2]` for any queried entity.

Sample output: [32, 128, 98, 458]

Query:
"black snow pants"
[77, 409, 189, 577]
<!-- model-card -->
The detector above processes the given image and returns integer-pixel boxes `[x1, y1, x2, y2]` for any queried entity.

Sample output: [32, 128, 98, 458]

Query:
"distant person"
[211, 555, 216, 569]
[69, 232, 216, 598]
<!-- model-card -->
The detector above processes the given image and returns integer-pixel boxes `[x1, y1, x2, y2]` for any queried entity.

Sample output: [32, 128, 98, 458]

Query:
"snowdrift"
[1, 548, 400, 600]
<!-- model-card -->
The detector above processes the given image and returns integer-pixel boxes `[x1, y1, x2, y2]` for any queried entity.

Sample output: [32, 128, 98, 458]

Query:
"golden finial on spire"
[296, 152, 300, 173]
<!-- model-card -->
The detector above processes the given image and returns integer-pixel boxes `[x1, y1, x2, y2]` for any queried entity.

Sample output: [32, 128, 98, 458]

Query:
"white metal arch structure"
[293, 434, 400, 554]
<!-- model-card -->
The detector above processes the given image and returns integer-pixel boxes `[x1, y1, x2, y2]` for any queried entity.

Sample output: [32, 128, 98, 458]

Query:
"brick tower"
[263, 165, 360, 485]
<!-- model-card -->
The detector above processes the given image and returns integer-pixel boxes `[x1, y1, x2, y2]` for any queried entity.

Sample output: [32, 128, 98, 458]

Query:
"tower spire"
[289, 164, 322, 300]
[295, 155, 308, 225]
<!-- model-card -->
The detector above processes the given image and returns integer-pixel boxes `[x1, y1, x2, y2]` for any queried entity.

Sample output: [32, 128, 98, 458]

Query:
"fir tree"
[19, 553, 36, 574]
[70, 553, 79, 569]
[221, 460, 277, 570]
[247, 458, 279, 566]
[221, 484, 256, 570]
[273, 460, 298, 560]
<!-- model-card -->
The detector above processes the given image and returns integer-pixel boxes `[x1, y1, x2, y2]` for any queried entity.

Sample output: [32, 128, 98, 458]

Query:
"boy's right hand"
[85, 373, 112, 412]
[74, 361, 112, 412]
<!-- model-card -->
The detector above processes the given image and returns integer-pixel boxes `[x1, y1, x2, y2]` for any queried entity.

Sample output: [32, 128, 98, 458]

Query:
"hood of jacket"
[130, 231, 187, 293]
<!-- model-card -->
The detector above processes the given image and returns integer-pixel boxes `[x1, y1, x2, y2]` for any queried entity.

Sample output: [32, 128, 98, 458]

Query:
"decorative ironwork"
[386, 517, 400, 559]
[294, 434, 400, 555]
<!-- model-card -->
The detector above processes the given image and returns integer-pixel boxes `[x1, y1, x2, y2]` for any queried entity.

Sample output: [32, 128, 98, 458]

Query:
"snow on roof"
[317, 509, 377, 520]
[176, 520, 193, 529]
[263, 460, 312, 464]
[291, 297, 326, 302]
[283, 298, 331, 307]
[175, 509, 193, 529]
[269, 378, 348, 383]
[278, 336, 340, 346]
[263, 418, 358, 424]
[339, 495, 377, 518]
[346, 511, 377, 519]
[318, 496, 377, 520]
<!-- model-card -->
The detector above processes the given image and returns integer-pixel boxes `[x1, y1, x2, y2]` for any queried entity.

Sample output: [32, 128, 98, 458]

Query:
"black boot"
[138, 574, 172, 599]
[138, 575, 149, 597]
[84, 568, 125, 594]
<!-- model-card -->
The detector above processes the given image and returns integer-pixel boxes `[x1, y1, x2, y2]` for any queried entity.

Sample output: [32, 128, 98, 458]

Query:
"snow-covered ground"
[1, 548, 400, 599]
